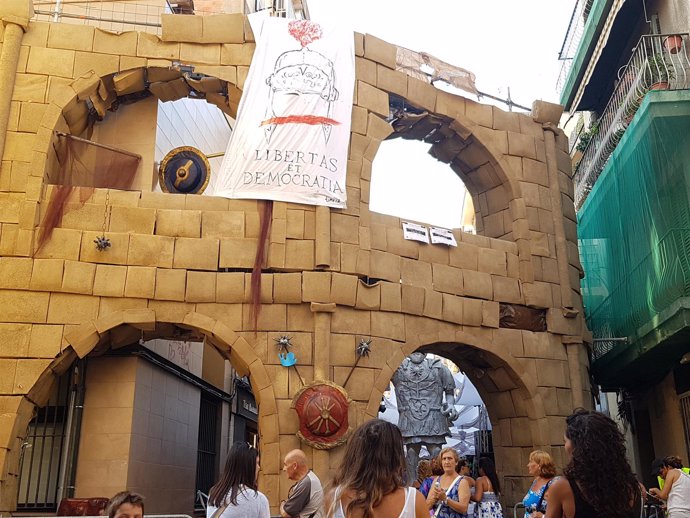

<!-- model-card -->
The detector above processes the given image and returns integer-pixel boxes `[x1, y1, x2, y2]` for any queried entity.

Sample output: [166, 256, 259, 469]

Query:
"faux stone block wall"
[0, 0, 589, 511]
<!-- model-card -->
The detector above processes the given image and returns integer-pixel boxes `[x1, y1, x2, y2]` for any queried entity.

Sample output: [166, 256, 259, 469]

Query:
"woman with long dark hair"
[324, 419, 428, 518]
[207, 442, 270, 518]
[473, 457, 502, 517]
[545, 409, 641, 518]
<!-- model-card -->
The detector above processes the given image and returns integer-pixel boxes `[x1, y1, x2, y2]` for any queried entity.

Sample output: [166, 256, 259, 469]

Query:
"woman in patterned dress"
[426, 447, 471, 518]
[473, 457, 502, 518]
[522, 451, 558, 518]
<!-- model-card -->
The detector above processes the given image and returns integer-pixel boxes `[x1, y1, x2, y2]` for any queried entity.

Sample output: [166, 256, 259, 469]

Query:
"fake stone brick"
[432, 264, 463, 296]
[492, 275, 522, 304]
[137, 33, 179, 60]
[363, 35, 396, 69]
[34, 228, 81, 261]
[0, 257, 33, 289]
[302, 271, 331, 303]
[401, 258, 432, 287]
[380, 281, 401, 312]
[369, 250, 400, 283]
[462, 269, 493, 300]
[357, 81, 389, 118]
[26, 46, 75, 79]
[92, 29, 137, 55]
[18, 102, 47, 133]
[92, 264, 127, 298]
[202, 211, 244, 239]
[386, 227, 418, 259]
[161, 13, 203, 42]
[508, 131, 537, 160]
[185, 271, 216, 303]
[272, 272, 301, 304]
[48, 23, 93, 52]
[329, 273, 357, 306]
[463, 297, 483, 326]
[442, 293, 463, 324]
[123, 266, 156, 299]
[202, 14, 245, 44]
[478, 247, 507, 276]
[61, 260, 96, 295]
[215, 272, 244, 303]
[355, 281, 380, 310]
[376, 64, 407, 97]
[73, 51, 119, 79]
[46, 293, 98, 324]
[29, 259, 64, 291]
[221, 43, 255, 66]
[154, 268, 187, 302]
[284, 239, 314, 271]
[406, 76, 436, 112]
[127, 234, 174, 268]
[173, 237, 219, 271]
[155, 209, 201, 238]
[79, 231, 129, 265]
[242, 273, 273, 303]
[401, 284, 424, 316]
[108, 206, 156, 234]
[11, 74, 47, 103]
[219, 238, 258, 269]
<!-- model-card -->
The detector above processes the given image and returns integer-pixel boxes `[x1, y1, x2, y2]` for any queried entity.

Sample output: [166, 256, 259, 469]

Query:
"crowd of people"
[103, 409, 690, 518]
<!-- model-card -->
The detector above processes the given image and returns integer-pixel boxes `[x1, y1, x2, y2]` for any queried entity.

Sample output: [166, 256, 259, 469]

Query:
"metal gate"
[681, 393, 690, 460]
[16, 367, 77, 511]
[195, 393, 220, 510]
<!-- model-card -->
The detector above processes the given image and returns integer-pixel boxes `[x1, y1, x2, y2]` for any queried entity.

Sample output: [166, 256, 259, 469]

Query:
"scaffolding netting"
[578, 92, 690, 344]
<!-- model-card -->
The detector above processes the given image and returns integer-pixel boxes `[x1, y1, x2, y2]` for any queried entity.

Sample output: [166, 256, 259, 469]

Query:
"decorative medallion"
[292, 381, 351, 449]
[158, 146, 211, 194]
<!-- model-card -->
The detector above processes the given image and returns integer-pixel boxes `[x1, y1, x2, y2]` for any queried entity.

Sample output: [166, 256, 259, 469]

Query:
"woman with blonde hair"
[522, 450, 558, 518]
[324, 419, 427, 518]
[426, 447, 471, 518]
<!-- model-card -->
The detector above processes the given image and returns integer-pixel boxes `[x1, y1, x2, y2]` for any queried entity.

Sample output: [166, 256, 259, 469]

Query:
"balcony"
[578, 91, 690, 389]
[556, 0, 595, 96]
[573, 33, 690, 210]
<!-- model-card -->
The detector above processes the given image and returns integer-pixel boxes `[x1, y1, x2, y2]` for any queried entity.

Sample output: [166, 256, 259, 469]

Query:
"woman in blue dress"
[522, 450, 558, 518]
[426, 447, 471, 518]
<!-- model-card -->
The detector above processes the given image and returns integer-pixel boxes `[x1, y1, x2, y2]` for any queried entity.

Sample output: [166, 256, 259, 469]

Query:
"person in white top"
[206, 442, 270, 518]
[323, 419, 428, 518]
[650, 456, 690, 518]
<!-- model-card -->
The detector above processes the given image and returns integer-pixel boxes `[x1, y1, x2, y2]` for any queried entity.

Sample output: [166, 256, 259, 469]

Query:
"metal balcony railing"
[556, 0, 595, 95]
[574, 33, 690, 210]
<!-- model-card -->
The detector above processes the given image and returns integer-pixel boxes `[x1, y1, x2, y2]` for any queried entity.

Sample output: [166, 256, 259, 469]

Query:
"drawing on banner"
[402, 222, 430, 243]
[212, 18, 355, 208]
[430, 227, 458, 247]
[263, 21, 340, 145]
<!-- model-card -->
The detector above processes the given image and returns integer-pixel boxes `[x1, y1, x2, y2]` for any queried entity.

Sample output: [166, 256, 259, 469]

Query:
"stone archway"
[365, 325, 568, 505]
[0, 309, 280, 512]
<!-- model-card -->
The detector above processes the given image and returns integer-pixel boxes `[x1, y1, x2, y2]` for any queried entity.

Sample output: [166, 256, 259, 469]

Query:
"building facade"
[560, 0, 690, 487]
[1, 0, 587, 513]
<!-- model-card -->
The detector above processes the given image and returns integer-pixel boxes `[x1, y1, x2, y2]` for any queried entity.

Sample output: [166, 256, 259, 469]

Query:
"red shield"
[292, 382, 351, 449]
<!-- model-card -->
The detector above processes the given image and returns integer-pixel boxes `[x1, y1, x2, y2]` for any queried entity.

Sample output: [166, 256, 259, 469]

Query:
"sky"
[307, 0, 575, 228]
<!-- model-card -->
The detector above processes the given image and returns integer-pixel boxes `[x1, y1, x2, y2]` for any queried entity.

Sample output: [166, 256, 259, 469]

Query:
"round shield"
[292, 381, 351, 449]
[158, 146, 210, 194]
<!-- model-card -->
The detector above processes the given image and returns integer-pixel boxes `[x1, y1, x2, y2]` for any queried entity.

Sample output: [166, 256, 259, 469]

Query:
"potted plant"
[644, 53, 675, 90]
[663, 34, 683, 54]
[576, 121, 599, 153]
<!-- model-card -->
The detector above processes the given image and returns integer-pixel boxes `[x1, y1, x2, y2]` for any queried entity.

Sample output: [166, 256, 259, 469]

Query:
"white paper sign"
[402, 222, 430, 243]
[213, 18, 355, 208]
[430, 227, 458, 246]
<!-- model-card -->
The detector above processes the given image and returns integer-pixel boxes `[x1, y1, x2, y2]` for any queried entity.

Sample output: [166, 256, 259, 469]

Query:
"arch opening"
[11, 315, 269, 516]
[374, 342, 551, 507]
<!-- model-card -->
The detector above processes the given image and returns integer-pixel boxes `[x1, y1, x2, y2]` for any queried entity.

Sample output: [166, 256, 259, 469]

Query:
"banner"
[213, 18, 355, 208]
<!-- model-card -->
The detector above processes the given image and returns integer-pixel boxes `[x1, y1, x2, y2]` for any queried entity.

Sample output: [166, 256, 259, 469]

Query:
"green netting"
[578, 91, 690, 342]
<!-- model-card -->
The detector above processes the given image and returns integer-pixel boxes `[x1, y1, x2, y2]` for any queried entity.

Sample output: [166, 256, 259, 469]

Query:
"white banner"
[213, 18, 355, 208]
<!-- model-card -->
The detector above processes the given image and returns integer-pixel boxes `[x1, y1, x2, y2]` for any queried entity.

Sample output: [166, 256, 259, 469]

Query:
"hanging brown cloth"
[36, 132, 141, 253]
